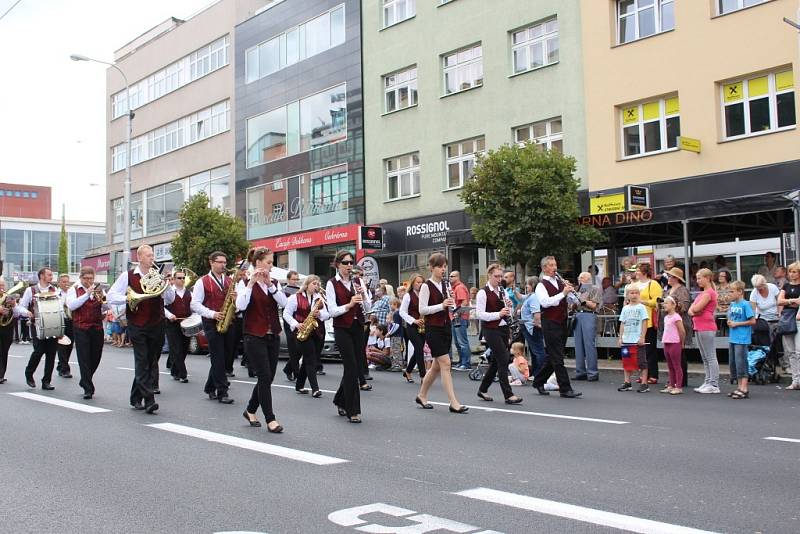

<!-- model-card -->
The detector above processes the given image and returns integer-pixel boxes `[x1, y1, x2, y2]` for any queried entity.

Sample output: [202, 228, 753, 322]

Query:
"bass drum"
[36, 295, 65, 339]
[180, 314, 203, 337]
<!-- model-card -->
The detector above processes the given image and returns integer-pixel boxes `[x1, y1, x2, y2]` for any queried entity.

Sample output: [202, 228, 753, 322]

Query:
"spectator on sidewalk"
[659, 267, 692, 388]
[689, 268, 720, 394]
[660, 296, 686, 395]
[777, 262, 800, 390]
[727, 281, 755, 399]
[757, 252, 778, 283]
[716, 271, 733, 315]
[449, 271, 472, 370]
[635, 263, 662, 384]
[601, 277, 618, 314]
[617, 285, 649, 393]
[573, 272, 601, 381]
[750, 274, 780, 340]
[508, 342, 530, 386]
[773, 265, 787, 290]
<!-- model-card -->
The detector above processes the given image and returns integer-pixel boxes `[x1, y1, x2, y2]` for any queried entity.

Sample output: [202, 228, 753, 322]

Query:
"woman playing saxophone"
[282, 275, 329, 397]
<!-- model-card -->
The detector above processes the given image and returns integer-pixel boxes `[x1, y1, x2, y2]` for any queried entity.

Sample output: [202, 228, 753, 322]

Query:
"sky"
[0, 0, 213, 223]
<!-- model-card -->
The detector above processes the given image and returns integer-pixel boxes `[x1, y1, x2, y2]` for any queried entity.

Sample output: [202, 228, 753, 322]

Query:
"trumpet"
[90, 283, 106, 303]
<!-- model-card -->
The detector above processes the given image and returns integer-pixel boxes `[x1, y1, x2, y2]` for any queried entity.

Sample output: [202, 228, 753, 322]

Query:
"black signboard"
[360, 226, 384, 249]
[379, 211, 472, 253]
[626, 185, 650, 209]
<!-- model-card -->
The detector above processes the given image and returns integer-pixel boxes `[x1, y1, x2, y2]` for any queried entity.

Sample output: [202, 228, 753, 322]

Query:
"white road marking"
[230, 379, 337, 394]
[428, 402, 629, 425]
[116, 366, 189, 377]
[8, 392, 111, 413]
[764, 436, 800, 444]
[455, 488, 718, 534]
[147, 422, 348, 465]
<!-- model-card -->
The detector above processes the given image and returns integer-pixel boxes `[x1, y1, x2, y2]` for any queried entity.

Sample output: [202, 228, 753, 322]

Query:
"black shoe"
[284, 372, 294, 382]
[0, 378, 6, 384]
[180, 378, 189, 383]
[505, 396, 523, 405]
[560, 390, 583, 398]
[617, 382, 632, 391]
[449, 405, 469, 413]
[572, 375, 588, 381]
[364, 374, 373, 381]
[637, 384, 650, 393]
[312, 390, 322, 398]
[144, 402, 159, 414]
[477, 391, 493, 402]
[587, 376, 599, 382]
[295, 388, 309, 395]
[154, 389, 161, 395]
[25, 375, 35, 388]
[268, 421, 284, 432]
[316, 370, 326, 376]
[415, 396, 433, 409]
[173, 376, 180, 381]
[41, 383, 55, 391]
[207, 392, 218, 400]
[132, 401, 145, 410]
[59, 372, 73, 378]
[83, 392, 93, 400]
[243, 411, 261, 427]
[225, 381, 230, 387]
[534, 385, 550, 396]
[218, 395, 234, 404]
[248, 371, 255, 378]
[360, 383, 372, 391]
[226, 372, 235, 378]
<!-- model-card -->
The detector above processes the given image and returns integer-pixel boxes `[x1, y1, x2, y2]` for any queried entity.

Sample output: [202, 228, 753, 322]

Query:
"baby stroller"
[749, 321, 782, 385]
[468, 348, 498, 382]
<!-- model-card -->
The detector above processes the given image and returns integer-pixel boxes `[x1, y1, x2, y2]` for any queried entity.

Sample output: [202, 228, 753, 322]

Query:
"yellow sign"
[622, 106, 638, 125]
[678, 136, 701, 153]
[748, 76, 769, 97]
[665, 96, 680, 116]
[776, 70, 795, 91]
[724, 81, 742, 103]
[590, 193, 626, 215]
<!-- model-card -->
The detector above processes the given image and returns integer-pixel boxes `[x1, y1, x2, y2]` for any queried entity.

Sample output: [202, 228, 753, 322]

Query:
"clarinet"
[555, 273, 581, 307]
[499, 287, 518, 328]
[351, 276, 369, 317]
[443, 279, 460, 326]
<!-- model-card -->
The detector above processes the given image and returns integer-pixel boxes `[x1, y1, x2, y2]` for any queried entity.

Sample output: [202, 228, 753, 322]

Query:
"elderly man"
[573, 272, 601, 381]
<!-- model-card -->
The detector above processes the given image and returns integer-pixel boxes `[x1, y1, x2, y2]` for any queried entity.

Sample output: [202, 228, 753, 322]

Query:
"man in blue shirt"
[520, 276, 546, 377]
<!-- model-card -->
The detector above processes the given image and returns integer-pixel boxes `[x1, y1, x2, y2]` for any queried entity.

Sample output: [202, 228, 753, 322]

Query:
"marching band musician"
[283, 274, 330, 398]
[107, 245, 176, 414]
[236, 246, 287, 433]
[56, 273, 74, 379]
[191, 251, 237, 405]
[164, 270, 192, 384]
[18, 267, 59, 390]
[475, 264, 523, 404]
[414, 253, 468, 414]
[326, 250, 372, 424]
[399, 274, 427, 383]
[0, 278, 28, 385]
[66, 266, 106, 399]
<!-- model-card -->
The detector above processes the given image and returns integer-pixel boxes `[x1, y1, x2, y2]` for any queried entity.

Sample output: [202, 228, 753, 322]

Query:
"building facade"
[579, 0, 800, 281]
[88, 0, 270, 276]
[234, 0, 365, 276]
[361, 0, 587, 286]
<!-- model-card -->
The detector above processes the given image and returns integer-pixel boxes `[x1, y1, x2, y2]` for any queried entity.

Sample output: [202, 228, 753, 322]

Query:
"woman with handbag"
[777, 262, 800, 390]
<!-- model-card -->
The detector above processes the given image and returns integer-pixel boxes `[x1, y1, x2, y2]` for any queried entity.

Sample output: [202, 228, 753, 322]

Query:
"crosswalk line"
[455, 488, 719, 534]
[764, 436, 800, 444]
[8, 392, 111, 414]
[429, 402, 629, 425]
[147, 422, 348, 465]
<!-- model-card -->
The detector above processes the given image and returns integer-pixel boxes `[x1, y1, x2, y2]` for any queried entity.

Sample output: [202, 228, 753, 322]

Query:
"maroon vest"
[127, 270, 165, 328]
[424, 280, 450, 327]
[72, 286, 103, 330]
[332, 278, 364, 328]
[482, 286, 505, 329]
[27, 284, 57, 325]
[408, 291, 420, 320]
[293, 292, 325, 339]
[242, 282, 281, 337]
[541, 278, 568, 323]
[202, 274, 229, 312]
[166, 290, 192, 319]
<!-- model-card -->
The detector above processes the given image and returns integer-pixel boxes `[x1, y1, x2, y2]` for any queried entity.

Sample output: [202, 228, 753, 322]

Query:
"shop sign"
[626, 185, 650, 210]
[590, 193, 626, 215]
[678, 136, 701, 153]
[356, 256, 380, 290]
[251, 223, 359, 252]
[153, 242, 173, 262]
[81, 254, 111, 273]
[359, 226, 383, 249]
[578, 209, 654, 228]
[379, 211, 471, 253]
[12, 271, 38, 283]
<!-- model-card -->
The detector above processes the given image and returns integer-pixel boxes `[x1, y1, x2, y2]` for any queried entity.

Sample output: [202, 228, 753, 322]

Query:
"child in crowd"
[366, 324, 391, 369]
[660, 296, 686, 395]
[617, 285, 650, 392]
[727, 281, 755, 399]
[508, 342, 530, 386]
[387, 297, 405, 370]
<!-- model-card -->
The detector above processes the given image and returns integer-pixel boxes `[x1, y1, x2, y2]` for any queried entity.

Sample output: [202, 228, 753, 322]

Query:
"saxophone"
[216, 267, 244, 334]
[296, 289, 326, 342]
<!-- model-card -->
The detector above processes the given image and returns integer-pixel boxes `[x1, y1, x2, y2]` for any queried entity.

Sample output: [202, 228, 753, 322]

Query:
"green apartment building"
[361, 0, 587, 287]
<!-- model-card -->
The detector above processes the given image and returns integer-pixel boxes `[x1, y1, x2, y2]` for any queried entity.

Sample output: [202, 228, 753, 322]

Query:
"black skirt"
[424, 324, 452, 357]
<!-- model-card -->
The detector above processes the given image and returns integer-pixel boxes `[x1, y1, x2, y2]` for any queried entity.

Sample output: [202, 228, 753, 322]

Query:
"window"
[189, 165, 231, 212]
[247, 84, 347, 167]
[130, 192, 143, 240]
[384, 66, 418, 113]
[514, 117, 563, 152]
[621, 96, 680, 158]
[512, 18, 559, 75]
[617, 0, 674, 44]
[245, 5, 345, 84]
[112, 145, 126, 173]
[386, 153, 420, 200]
[145, 181, 183, 236]
[112, 198, 124, 243]
[445, 137, 484, 189]
[31, 192, 38, 198]
[718, 0, 766, 15]
[384, 0, 415, 28]
[443, 44, 483, 95]
[721, 69, 795, 140]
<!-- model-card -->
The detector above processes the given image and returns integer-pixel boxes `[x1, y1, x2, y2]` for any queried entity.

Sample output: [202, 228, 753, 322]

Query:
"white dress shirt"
[18, 283, 56, 311]
[399, 292, 419, 325]
[106, 266, 175, 307]
[535, 275, 566, 308]
[164, 287, 188, 320]
[325, 273, 372, 318]
[477, 283, 507, 326]
[282, 291, 330, 331]
[66, 284, 105, 311]
[235, 278, 287, 312]
[191, 272, 230, 319]
[418, 278, 446, 316]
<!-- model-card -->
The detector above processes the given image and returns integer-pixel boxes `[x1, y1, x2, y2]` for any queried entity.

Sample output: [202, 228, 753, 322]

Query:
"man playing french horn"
[283, 275, 330, 398]
[107, 244, 175, 414]
[66, 266, 106, 399]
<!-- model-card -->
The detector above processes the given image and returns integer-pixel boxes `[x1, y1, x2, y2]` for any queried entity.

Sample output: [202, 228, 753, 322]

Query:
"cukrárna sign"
[578, 209, 654, 228]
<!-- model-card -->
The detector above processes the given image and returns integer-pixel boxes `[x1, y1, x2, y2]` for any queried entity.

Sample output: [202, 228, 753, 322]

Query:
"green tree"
[460, 143, 604, 270]
[170, 191, 250, 276]
[58, 209, 69, 274]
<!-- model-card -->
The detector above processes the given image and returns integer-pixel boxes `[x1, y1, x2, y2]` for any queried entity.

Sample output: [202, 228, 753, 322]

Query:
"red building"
[0, 183, 51, 219]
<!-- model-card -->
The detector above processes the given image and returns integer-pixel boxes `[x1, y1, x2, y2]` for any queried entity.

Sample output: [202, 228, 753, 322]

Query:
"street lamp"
[70, 53, 133, 272]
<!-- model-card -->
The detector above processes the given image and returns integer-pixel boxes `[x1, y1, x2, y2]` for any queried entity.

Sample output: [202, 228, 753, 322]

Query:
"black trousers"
[404, 324, 426, 378]
[333, 324, 363, 417]
[282, 319, 302, 377]
[479, 327, 514, 399]
[245, 333, 280, 423]
[19, 318, 30, 342]
[164, 320, 189, 379]
[203, 319, 233, 397]
[74, 327, 104, 395]
[25, 331, 58, 384]
[0, 324, 13, 379]
[645, 327, 659, 379]
[531, 319, 573, 392]
[57, 318, 74, 374]
[225, 316, 242, 374]
[295, 334, 323, 392]
[128, 322, 163, 407]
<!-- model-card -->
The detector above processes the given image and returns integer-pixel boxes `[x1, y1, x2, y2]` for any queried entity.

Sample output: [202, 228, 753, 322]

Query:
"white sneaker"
[706, 386, 721, 394]
[694, 384, 710, 393]
[697, 385, 720, 394]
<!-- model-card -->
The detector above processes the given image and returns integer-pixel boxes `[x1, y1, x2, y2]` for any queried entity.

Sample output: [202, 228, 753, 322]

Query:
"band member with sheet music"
[326, 250, 372, 423]
[18, 267, 59, 390]
[191, 251, 236, 404]
[283, 275, 329, 397]
[476, 264, 523, 404]
[164, 271, 191, 383]
[66, 266, 106, 399]
[414, 253, 468, 414]
[399, 274, 426, 383]
[56, 273, 74, 378]
[237, 247, 287, 433]
[107, 245, 176, 413]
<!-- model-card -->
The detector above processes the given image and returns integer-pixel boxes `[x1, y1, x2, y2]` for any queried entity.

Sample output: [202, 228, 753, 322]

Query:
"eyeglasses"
[175, 277, 185, 280]
[213, 260, 227, 264]
[340, 260, 354, 265]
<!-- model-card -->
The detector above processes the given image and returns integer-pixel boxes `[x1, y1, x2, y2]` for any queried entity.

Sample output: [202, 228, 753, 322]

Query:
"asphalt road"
[2, 342, 799, 534]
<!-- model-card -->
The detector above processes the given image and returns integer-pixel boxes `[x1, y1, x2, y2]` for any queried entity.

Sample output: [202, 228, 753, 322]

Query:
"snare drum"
[180, 314, 202, 337]
[35, 295, 65, 339]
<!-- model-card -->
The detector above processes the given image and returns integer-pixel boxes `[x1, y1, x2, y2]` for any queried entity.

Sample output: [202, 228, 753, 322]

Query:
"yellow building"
[579, 0, 800, 277]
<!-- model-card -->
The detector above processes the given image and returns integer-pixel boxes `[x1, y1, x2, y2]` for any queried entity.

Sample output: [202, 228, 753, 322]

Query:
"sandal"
[727, 390, 741, 398]
[348, 415, 362, 423]
[312, 390, 322, 398]
[731, 390, 749, 399]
